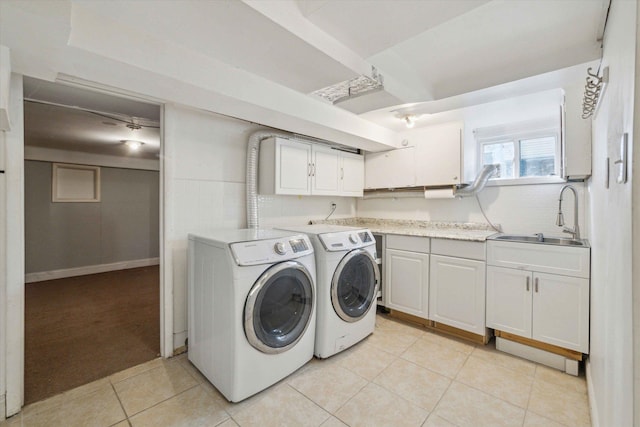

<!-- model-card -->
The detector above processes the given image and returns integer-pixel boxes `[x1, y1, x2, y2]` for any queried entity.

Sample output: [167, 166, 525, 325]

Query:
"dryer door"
[244, 261, 314, 354]
[331, 249, 380, 322]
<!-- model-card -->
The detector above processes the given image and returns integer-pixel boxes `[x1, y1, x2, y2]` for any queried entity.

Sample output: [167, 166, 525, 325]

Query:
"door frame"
[4, 73, 170, 416]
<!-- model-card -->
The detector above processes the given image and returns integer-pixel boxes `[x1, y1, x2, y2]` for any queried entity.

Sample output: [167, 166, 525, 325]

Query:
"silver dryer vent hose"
[454, 164, 499, 198]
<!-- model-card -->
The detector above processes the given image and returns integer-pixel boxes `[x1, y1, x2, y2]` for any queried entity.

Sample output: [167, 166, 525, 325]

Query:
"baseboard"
[174, 331, 188, 352]
[25, 258, 160, 283]
[585, 358, 599, 427]
[0, 393, 5, 421]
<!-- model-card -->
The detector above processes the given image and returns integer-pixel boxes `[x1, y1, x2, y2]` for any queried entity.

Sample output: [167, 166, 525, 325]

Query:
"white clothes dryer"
[187, 229, 316, 402]
[277, 225, 379, 358]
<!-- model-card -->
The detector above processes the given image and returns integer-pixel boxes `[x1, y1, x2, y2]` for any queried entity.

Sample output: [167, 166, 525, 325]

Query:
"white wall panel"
[587, 1, 636, 425]
[164, 104, 357, 350]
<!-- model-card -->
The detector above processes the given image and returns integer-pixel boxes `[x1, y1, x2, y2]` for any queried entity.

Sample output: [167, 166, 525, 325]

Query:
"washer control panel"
[318, 229, 376, 252]
[231, 234, 313, 266]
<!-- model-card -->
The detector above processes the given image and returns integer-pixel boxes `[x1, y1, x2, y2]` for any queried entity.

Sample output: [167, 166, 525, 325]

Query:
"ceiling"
[17, 0, 608, 156]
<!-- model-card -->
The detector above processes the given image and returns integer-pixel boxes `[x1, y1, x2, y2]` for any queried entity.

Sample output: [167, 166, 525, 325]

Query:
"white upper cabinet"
[411, 122, 462, 186]
[311, 144, 340, 195]
[259, 137, 364, 197]
[340, 151, 364, 197]
[364, 121, 462, 190]
[364, 146, 416, 189]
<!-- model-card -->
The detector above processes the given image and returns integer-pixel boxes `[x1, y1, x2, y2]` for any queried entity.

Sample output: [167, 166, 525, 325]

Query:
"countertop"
[311, 217, 498, 242]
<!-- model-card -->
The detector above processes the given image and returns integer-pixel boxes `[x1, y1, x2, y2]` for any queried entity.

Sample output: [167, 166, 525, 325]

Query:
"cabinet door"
[364, 147, 416, 189]
[340, 152, 364, 197]
[486, 266, 532, 338]
[385, 248, 429, 319]
[532, 272, 589, 353]
[311, 145, 340, 195]
[413, 122, 462, 186]
[277, 139, 311, 195]
[429, 255, 486, 335]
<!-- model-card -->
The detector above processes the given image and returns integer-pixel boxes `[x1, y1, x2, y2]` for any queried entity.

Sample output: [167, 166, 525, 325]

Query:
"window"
[52, 163, 101, 202]
[475, 117, 561, 182]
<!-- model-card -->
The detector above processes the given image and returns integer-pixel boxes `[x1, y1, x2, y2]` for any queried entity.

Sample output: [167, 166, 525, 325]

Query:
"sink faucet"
[556, 184, 580, 240]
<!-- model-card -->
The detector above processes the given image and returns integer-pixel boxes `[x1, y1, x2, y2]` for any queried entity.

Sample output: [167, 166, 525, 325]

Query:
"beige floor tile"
[422, 414, 456, 427]
[471, 344, 536, 377]
[176, 356, 209, 384]
[433, 381, 525, 427]
[523, 411, 567, 427]
[534, 365, 587, 394]
[129, 384, 229, 427]
[528, 378, 591, 427]
[374, 359, 450, 411]
[367, 327, 421, 356]
[335, 382, 428, 427]
[375, 317, 424, 338]
[0, 413, 22, 427]
[113, 361, 198, 416]
[336, 341, 396, 381]
[111, 422, 130, 427]
[320, 416, 348, 427]
[232, 384, 330, 427]
[401, 338, 468, 378]
[455, 356, 534, 408]
[23, 383, 126, 427]
[421, 331, 475, 355]
[22, 377, 112, 418]
[109, 358, 165, 384]
[288, 364, 367, 413]
[217, 419, 239, 427]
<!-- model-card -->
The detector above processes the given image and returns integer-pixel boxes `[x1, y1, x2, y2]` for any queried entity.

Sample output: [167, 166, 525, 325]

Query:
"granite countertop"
[311, 217, 498, 242]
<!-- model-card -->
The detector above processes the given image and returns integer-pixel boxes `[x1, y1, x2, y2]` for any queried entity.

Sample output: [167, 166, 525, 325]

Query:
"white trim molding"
[25, 258, 160, 283]
[586, 358, 600, 427]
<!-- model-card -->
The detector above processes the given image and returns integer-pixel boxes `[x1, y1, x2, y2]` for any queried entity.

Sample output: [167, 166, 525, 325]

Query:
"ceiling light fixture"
[123, 140, 144, 151]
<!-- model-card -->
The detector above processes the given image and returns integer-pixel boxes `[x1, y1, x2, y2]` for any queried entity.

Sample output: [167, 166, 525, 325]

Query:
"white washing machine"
[187, 229, 316, 402]
[277, 225, 379, 358]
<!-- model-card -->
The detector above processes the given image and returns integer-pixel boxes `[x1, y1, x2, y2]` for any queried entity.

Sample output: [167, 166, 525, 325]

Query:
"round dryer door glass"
[244, 261, 314, 354]
[331, 249, 380, 323]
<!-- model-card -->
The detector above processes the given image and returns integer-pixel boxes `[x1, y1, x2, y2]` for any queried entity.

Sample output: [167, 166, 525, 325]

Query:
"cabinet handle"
[534, 277, 539, 293]
[526, 276, 530, 291]
[308, 163, 312, 177]
[312, 163, 316, 177]
[341, 167, 344, 179]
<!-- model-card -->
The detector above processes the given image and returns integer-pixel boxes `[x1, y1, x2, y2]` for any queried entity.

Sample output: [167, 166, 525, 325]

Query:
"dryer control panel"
[318, 229, 376, 252]
[230, 234, 314, 266]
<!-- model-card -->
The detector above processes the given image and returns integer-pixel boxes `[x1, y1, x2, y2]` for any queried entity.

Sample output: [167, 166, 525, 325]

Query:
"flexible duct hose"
[454, 164, 499, 198]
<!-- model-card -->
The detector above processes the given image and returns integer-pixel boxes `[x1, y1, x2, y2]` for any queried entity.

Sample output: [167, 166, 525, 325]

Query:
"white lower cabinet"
[486, 265, 590, 353]
[385, 248, 429, 319]
[429, 255, 486, 335]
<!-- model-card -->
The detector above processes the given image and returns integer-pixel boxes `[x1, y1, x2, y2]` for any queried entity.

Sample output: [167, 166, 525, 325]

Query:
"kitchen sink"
[490, 234, 589, 247]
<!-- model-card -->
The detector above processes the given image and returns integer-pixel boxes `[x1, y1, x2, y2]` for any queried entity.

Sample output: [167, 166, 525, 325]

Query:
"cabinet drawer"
[386, 234, 430, 253]
[431, 238, 485, 260]
[487, 241, 590, 278]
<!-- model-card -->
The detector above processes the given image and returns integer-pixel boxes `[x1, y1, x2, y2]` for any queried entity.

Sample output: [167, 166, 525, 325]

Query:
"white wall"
[357, 182, 587, 237]
[588, 1, 636, 426]
[163, 104, 356, 350]
[358, 85, 590, 237]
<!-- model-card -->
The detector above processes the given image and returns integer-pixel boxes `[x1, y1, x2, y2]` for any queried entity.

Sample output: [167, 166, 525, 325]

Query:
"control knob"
[274, 242, 286, 255]
[349, 234, 358, 244]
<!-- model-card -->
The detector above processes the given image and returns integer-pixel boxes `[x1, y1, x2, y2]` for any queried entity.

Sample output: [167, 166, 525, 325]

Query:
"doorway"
[22, 77, 162, 403]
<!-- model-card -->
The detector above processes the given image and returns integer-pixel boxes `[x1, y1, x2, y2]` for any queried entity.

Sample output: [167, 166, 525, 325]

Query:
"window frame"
[475, 118, 564, 186]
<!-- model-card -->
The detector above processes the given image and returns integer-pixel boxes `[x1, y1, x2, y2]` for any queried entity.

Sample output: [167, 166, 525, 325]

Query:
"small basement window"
[52, 163, 101, 202]
[475, 117, 561, 184]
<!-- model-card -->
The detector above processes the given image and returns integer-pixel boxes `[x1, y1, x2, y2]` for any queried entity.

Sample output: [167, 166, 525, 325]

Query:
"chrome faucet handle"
[562, 227, 577, 238]
[534, 233, 544, 242]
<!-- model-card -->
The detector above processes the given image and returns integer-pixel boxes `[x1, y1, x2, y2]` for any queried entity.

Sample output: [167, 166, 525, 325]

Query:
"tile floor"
[0, 315, 591, 427]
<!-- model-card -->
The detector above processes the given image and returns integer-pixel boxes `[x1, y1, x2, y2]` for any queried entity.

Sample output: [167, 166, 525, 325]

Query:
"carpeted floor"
[25, 266, 160, 404]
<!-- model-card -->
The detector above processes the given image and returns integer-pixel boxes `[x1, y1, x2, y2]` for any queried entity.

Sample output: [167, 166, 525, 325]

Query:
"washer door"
[331, 249, 380, 323]
[244, 261, 314, 354]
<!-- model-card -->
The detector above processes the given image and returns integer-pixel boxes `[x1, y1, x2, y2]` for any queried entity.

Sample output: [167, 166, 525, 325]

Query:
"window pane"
[519, 137, 556, 177]
[482, 142, 514, 178]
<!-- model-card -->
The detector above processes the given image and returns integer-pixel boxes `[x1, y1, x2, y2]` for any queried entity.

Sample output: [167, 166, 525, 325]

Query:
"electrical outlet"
[330, 202, 337, 209]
